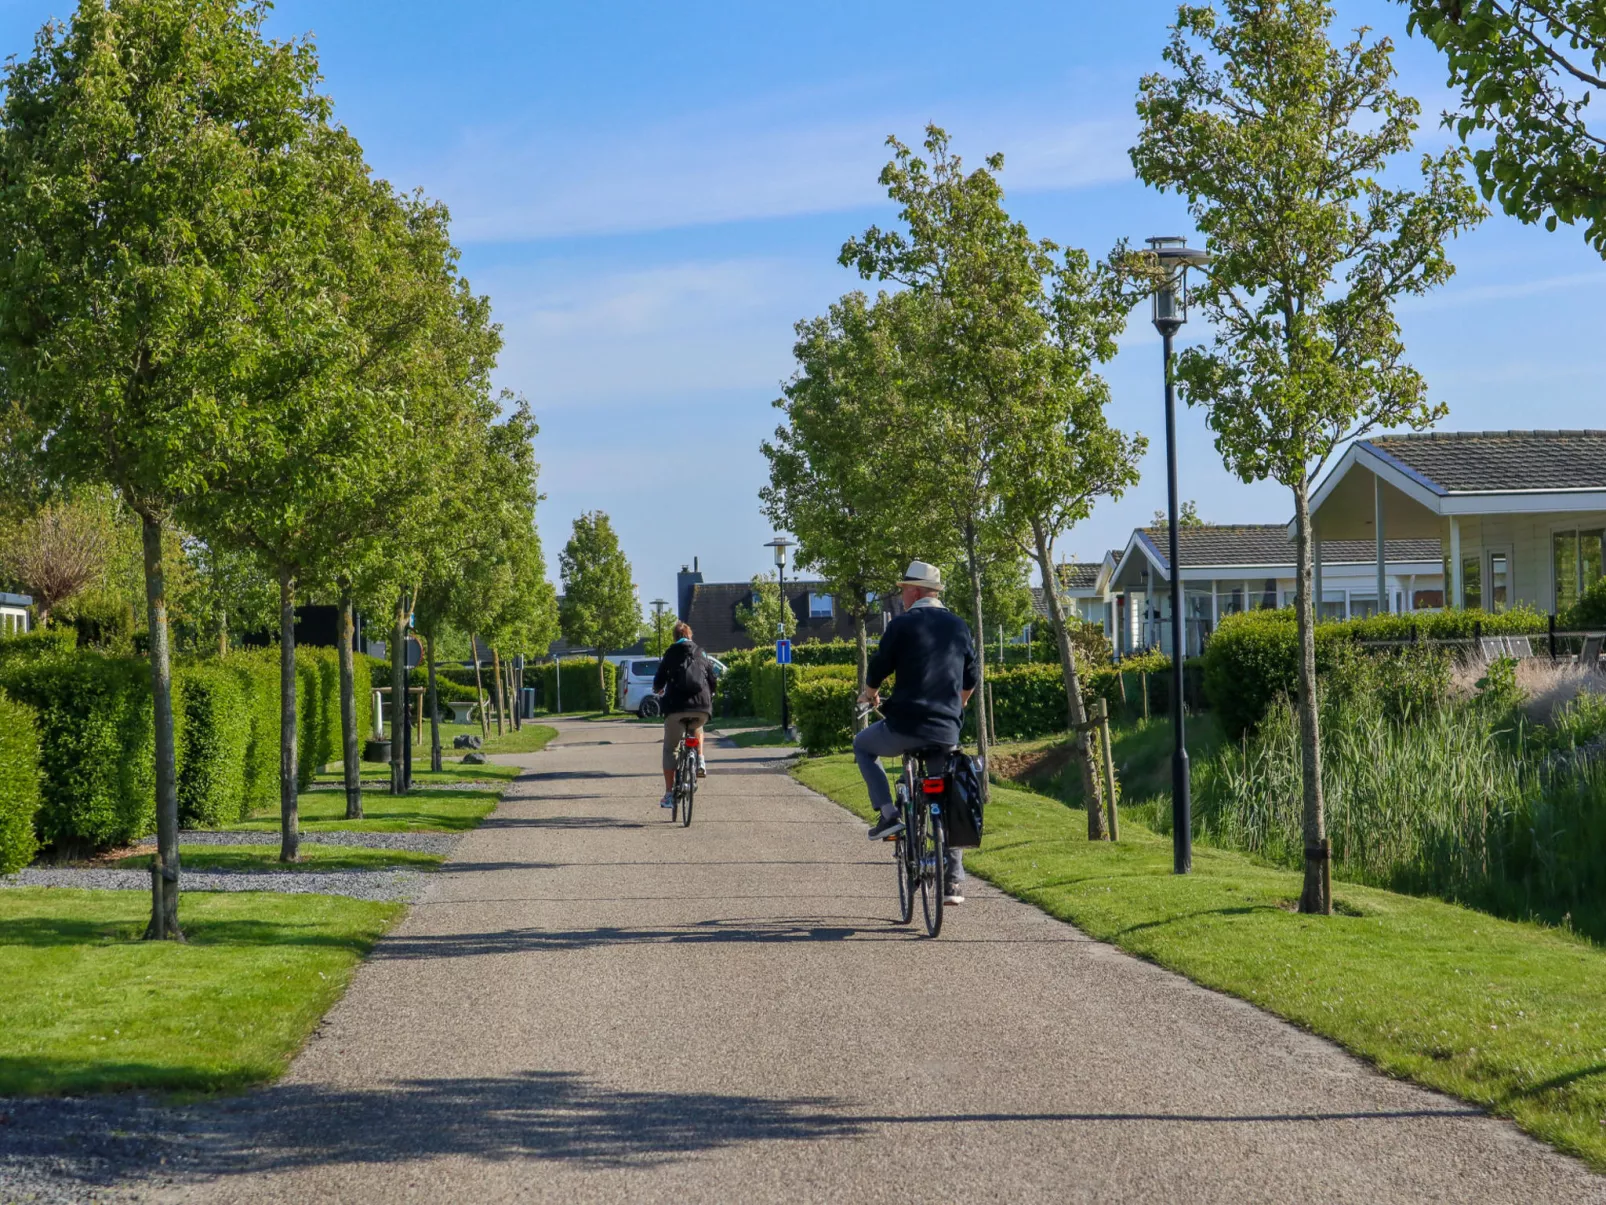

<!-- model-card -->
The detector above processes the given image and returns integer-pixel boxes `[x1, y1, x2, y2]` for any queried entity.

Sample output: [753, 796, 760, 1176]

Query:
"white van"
[616, 653, 727, 717]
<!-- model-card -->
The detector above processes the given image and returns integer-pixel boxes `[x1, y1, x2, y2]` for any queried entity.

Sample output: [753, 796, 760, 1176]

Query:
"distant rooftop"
[1136, 525, 1441, 571]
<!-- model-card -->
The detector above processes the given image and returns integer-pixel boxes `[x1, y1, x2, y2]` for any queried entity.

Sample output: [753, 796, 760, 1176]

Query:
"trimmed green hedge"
[222, 651, 279, 818]
[0, 653, 157, 853]
[719, 656, 753, 715]
[794, 678, 859, 752]
[0, 626, 76, 666]
[0, 689, 41, 872]
[1202, 606, 1551, 738]
[174, 664, 250, 828]
[535, 657, 617, 714]
[753, 661, 854, 725]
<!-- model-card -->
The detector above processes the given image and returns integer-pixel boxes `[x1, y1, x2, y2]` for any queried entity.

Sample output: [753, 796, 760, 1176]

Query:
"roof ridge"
[1370, 429, 1606, 441]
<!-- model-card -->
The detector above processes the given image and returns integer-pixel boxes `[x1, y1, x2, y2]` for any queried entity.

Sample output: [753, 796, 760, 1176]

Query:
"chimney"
[677, 558, 704, 621]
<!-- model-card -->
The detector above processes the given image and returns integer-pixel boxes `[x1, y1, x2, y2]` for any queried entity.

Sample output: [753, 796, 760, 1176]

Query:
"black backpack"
[943, 753, 986, 848]
[672, 643, 707, 697]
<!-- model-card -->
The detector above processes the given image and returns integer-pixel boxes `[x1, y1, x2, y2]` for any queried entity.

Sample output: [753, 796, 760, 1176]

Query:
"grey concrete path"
[148, 716, 1601, 1204]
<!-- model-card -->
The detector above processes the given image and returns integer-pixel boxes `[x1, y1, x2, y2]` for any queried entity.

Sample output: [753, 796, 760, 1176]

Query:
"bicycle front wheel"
[919, 806, 946, 938]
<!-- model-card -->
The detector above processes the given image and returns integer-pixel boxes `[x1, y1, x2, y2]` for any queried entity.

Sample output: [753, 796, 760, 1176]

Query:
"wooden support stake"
[1095, 698, 1119, 841]
[1117, 670, 1128, 710]
[986, 682, 998, 747]
[1140, 671, 1150, 722]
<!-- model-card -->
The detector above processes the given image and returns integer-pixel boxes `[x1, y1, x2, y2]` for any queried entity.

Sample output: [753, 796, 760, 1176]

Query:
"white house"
[1302, 430, 1606, 614]
[1031, 549, 1123, 639]
[0, 592, 31, 637]
[1104, 525, 1444, 658]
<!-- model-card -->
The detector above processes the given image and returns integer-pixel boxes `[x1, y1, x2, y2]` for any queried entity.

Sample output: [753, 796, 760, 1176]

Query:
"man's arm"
[863, 617, 899, 692]
[652, 655, 669, 694]
[960, 627, 979, 697]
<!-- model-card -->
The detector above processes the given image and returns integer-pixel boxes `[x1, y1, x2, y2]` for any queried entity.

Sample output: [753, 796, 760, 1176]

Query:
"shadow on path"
[374, 916, 925, 958]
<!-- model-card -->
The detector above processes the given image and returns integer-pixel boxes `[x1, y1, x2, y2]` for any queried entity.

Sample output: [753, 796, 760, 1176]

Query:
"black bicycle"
[858, 701, 950, 938]
[670, 719, 701, 827]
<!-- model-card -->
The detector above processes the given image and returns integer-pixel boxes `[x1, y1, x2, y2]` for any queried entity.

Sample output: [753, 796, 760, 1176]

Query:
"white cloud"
[404, 97, 1138, 243]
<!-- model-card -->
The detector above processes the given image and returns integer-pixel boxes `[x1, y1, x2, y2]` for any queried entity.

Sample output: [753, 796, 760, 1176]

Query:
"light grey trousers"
[852, 719, 963, 881]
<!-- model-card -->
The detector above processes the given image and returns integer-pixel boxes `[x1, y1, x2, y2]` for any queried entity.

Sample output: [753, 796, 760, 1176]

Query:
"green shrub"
[719, 655, 753, 716]
[1566, 577, 1606, 629]
[753, 661, 854, 725]
[0, 626, 76, 666]
[790, 639, 866, 667]
[0, 689, 41, 872]
[0, 653, 156, 853]
[221, 650, 279, 817]
[173, 663, 250, 828]
[794, 677, 859, 752]
[534, 657, 617, 714]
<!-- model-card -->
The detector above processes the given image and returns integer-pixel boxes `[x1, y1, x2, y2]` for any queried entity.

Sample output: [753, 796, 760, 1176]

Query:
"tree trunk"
[390, 591, 408, 796]
[1292, 478, 1330, 914]
[427, 633, 443, 773]
[596, 652, 607, 715]
[338, 587, 362, 820]
[515, 660, 525, 729]
[1032, 517, 1105, 839]
[277, 565, 300, 863]
[853, 611, 870, 732]
[217, 619, 228, 658]
[964, 519, 990, 801]
[140, 514, 183, 941]
[508, 655, 521, 730]
[492, 646, 506, 735]
[471, 633, 489, 736]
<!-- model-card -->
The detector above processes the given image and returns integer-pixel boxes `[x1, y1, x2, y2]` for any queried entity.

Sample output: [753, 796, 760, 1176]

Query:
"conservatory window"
[1462, 555, 1483, 612]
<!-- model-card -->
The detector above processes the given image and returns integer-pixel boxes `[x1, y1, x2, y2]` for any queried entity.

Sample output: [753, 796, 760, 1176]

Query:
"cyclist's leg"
[659, 712, 684, 805]
[686, 711, 710, 775]
[852, 720, 901, 819]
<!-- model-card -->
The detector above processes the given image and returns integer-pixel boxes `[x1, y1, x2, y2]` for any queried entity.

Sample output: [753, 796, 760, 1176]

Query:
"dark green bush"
[0, 653, 156, 853]
[0, 688, 41, 872]
[0, 626, 76, 666]
[534, 656, 616, 714]
[1201, 609, 1357, 739]
[753, 661, 853, 725]
[794, 677, 859, 752]
[174, 663, 250, 827]
[1567, 577, 1606, 629]
[719, 655, 753, 715]
[790, 639, 866, 667]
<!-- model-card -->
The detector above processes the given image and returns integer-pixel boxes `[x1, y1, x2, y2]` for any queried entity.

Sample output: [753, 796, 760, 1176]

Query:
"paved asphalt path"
[147, 717, 1602, 1204]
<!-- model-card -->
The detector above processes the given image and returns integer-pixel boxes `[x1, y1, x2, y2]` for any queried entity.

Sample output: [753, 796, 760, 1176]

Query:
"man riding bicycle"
[653, 620, 718, 808]
[855, 560, 977, 905]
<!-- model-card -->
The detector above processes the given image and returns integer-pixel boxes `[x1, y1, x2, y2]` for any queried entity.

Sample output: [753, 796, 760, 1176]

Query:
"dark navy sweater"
[865, 602, 979, 745]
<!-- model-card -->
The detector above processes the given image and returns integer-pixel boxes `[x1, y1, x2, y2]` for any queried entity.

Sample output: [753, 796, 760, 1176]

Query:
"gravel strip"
[1, 866, 431, 902]
[0, 1094, 198, 1205]
[139, 830, 463, 855]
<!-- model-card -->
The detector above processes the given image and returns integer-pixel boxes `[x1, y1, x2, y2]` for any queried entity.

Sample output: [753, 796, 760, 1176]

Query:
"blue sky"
[3, 1, 1598, 607]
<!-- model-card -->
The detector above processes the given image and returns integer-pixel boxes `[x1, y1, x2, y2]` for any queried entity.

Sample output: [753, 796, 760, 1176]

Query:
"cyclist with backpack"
[653, 621, 718, 808]
[855, 560, 977, 904]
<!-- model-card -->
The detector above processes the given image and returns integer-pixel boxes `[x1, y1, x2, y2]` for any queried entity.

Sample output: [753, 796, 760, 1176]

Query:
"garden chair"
[1578, 634, 1604, 670]
[1506, 636, 1533, 659]
[1480, 636, 1506, 661]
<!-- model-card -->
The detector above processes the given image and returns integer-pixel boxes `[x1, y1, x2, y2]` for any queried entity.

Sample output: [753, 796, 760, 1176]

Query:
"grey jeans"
[852, 719, 964, 881]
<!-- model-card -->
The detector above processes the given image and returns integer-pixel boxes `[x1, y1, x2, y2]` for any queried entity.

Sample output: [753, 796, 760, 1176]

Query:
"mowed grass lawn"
[225, 786, 501, 833]
[111, 844, 442, 873]
[796, 754, 1606, 1170]
[0, 888, 400, 1095]
[314, 761, 520, 786]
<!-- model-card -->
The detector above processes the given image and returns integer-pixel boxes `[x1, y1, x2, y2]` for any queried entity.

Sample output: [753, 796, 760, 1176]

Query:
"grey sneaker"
[660, 791, 674, 809]
[943, 880, 965, 905]
[867, 813, 905, 841]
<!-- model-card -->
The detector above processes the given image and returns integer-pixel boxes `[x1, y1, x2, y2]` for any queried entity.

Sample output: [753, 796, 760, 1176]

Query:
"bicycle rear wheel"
[677, 750, 696, 827]
[919, 805, 946, 938]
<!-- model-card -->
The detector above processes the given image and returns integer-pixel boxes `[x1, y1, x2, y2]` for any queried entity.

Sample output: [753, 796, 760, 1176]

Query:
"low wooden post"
[1095, 698, 1119, 841]
[1140, 671, 1150, 722]
[1549, 612, 1558, 660]
[1117, 670, 1128, 712]
[986, 682, 998, 747]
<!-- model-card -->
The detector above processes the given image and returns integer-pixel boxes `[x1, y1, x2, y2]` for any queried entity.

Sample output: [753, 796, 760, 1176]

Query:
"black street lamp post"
[650, 597, 668, 651]
[1147, 235, 1210, 876]
[765, 536, 795, 737]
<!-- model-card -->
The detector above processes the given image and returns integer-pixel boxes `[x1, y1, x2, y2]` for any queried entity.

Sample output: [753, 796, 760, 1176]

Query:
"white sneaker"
[659, 791, 674, 808]
[696, 756, 707, 778]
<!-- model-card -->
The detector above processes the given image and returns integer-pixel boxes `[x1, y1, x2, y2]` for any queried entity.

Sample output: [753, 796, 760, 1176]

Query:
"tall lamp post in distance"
[764, 536, 795, 737]
[1147, 235, 1211, 876]
[650, 598, 668, 653]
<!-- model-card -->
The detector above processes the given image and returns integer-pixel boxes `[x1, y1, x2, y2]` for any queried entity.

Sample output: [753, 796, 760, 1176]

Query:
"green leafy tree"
[762, 291, 931, 702]
[734, 572, 799, 648]
[0, 0, 333, 937]
[558, 512, 640, 705]
[995, 247, 1145, 839]
[1152, 500, 1204, 528]
[1402, 0, 1606, 254]
[841, 125, 1083, 782]
[0, 494, 114, 627]
[1131, 0, 1484, 911]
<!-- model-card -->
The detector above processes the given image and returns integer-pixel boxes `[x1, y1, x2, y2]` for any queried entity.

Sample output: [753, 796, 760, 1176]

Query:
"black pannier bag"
[943, 752, 986, 848]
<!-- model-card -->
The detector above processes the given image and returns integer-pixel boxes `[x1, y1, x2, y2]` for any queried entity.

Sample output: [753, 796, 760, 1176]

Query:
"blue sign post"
[775, 638, 792, 665]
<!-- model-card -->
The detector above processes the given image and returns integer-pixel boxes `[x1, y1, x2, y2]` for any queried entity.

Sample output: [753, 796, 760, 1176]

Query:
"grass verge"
[0, 888, 400, 1095]
[314, 762, 520, 785]
[481, 723, 559, 754]
[110, 844, 443, 873]
[226, 786, 501, 833]
[795, 754, 1606, 1170]
[721, 726, 798, 749]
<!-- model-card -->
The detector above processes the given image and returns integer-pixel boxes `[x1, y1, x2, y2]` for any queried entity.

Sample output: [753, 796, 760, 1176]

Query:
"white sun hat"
[897, 560, 945, 591]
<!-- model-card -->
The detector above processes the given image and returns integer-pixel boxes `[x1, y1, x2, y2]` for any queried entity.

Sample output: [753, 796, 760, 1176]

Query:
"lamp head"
[764, 535, 794, 569]
[1146, 236, 1211, 335]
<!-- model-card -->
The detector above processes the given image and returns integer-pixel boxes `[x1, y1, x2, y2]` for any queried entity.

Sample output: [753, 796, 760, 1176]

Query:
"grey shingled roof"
[1365, 430, 1606, 494]
[1139, 525, 1441, 572]
[1057, 562, 1102, 591]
